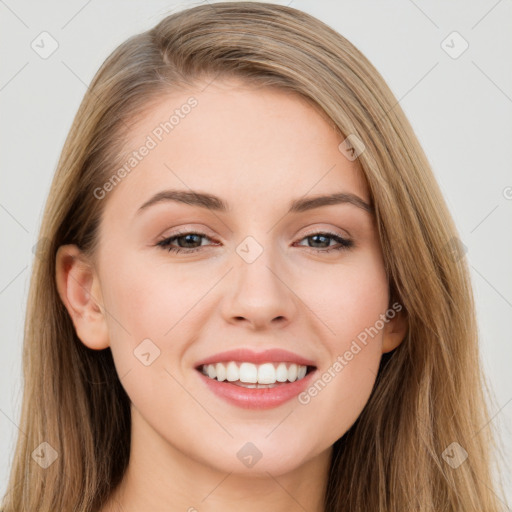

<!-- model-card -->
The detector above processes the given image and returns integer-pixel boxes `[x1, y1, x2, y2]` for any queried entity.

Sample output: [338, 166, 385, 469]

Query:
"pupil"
[180, 234, 200, 247]
[311, 234, 328, 248]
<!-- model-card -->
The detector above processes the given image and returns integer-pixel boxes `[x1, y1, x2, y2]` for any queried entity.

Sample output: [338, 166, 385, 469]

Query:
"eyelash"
[156, 230, 354, 254]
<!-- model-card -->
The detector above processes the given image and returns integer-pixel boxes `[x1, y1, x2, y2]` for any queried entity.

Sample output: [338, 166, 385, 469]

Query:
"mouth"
[196, 361, 317, 388]
[193, 348, 318, 409]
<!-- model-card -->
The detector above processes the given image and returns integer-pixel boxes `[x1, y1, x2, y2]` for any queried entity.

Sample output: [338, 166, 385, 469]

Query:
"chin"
[193, 437, 316, 477]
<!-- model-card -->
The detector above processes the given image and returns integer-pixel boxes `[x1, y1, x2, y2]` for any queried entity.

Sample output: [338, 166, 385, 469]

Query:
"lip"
[196, 367, 318, 410]
[194, 348, 316, 368]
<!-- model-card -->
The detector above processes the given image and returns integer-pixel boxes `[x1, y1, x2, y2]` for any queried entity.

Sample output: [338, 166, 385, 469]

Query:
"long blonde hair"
[2, 2, 508, 510]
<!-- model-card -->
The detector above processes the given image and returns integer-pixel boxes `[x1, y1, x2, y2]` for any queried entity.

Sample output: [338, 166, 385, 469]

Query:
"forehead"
[104, 79, 369, 217]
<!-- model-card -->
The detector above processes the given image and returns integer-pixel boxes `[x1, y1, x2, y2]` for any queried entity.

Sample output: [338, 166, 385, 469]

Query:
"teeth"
[257, 363, 276, 384]
[216, 362, 226, 382]
[288, 363, 298, 382]
[239, 362, 258, 383]
[275, 362, 288, 382]
[297, 365, 307, 379]
[200, 361, 310, 384]
[226, 361, 238, 382]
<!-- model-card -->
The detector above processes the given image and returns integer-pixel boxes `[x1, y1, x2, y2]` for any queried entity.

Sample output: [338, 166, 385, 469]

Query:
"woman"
[1, 2, 507, 511]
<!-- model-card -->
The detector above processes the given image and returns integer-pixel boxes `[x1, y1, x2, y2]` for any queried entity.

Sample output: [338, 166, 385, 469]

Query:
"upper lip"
[194, 348, 317, 369]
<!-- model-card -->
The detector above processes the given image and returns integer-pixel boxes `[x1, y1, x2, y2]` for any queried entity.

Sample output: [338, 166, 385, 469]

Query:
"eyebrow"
[136, 189, 374, 216]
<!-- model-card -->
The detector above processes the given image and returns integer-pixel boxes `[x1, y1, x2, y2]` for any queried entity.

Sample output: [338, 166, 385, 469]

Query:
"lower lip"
[196, 368, 317, 410]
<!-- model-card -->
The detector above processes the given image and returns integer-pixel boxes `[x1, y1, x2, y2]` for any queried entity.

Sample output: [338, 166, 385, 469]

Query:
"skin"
[56, 78, 407, 512]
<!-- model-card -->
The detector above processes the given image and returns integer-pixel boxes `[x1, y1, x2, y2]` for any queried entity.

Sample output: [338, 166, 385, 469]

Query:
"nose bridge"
[220, 234, 296, 327]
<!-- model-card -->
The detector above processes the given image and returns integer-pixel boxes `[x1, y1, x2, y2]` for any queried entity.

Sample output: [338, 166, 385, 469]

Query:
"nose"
[220, 243, 298, 330]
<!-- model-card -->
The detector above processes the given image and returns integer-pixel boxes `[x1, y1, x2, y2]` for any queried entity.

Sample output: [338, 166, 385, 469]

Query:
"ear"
[381, 305, 408, 354]
[55, 244, 109, 350]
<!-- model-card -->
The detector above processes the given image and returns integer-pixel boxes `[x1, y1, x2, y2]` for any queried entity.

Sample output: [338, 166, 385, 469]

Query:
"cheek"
[97, 254, 207, 422]
[101, 252, 205, 339]
[305, 249, 389, 347]
[294, 254, 389, 442]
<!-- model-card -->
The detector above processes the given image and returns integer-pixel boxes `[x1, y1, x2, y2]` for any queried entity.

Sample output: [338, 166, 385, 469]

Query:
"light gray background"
[1, 0, 511, 507]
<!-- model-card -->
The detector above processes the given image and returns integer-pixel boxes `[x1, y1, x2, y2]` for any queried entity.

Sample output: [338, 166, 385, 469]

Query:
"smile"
[199, 361, 312, 387]
[194, 348, 318, 409]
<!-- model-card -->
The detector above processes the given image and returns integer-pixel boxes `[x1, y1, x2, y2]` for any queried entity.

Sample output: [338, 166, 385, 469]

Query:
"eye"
[156, 231, 216, 254]
[294, 231, 354, 253]
[156, 230, 354, 254]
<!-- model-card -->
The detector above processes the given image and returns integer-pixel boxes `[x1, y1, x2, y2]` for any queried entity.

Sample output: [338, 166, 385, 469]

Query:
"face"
[57, 79, 406, 477]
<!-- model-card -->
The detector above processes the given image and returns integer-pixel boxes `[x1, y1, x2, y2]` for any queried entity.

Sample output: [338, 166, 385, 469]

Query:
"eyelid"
[300, 225, 351, 239]
[156, 225, 218, 242]
[293, 220, 355, 246]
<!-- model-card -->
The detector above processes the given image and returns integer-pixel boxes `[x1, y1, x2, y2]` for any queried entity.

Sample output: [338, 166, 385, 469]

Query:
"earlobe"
[381, 308, 408, 354]
[55, 244, 110, 350]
